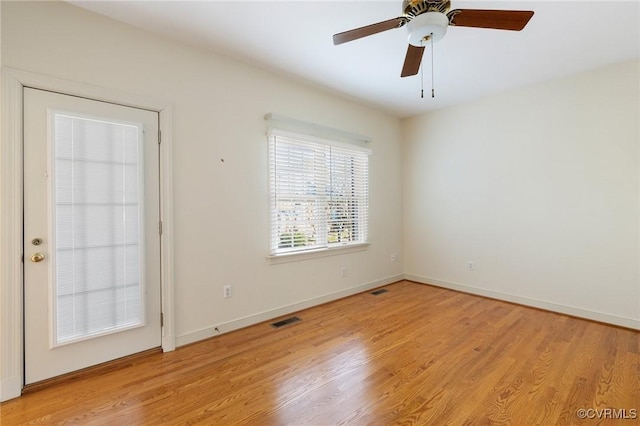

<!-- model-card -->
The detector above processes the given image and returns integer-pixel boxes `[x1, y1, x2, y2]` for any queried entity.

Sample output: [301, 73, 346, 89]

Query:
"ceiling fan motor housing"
[403, 0, 450, 17]
[407, 12, 449, 46]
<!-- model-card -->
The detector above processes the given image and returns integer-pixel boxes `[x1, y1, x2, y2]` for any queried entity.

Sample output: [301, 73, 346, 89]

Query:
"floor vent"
[271, 316, 301, 329]
[371, 289, 389, 295]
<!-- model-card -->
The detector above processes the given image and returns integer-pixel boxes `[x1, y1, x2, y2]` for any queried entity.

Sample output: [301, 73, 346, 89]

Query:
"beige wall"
[403, 59, 640, 328]
[1, 1, 404, 345]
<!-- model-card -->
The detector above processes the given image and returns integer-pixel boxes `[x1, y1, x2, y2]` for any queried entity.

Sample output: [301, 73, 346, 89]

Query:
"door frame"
[0, 68, 175, 401]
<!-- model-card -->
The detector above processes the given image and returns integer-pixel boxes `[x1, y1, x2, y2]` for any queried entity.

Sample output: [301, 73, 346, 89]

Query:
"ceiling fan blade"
[333, 17, 406, 45]
[401, 44, 425, 78]
[449, 9, 534, 31]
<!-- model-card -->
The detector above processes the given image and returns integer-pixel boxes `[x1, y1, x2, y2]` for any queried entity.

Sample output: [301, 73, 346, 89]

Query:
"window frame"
[267, 128, 370, 260]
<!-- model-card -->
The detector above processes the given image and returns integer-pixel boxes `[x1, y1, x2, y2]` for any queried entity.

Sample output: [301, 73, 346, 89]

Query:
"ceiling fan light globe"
[407, 12, 449, 46]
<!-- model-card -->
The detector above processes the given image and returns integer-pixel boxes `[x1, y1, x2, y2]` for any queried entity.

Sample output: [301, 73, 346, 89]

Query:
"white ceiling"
[69, 0, 640, 118]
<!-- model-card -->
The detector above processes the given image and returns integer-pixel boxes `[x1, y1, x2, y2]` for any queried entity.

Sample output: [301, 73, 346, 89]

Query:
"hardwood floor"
[2, 280, 638, 425]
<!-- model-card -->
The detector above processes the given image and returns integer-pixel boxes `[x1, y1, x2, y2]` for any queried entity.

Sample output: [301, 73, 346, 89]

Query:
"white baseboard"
[404, 274, 640, 330]
[176, 274, 404, 347]
[0, 375, 22, 402]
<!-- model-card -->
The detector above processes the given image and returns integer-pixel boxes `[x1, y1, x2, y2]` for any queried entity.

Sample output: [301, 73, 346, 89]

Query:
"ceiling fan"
[333, 0, 534, 78]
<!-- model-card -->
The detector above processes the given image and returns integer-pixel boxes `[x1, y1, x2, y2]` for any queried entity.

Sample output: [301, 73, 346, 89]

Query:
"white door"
[23, 88, 162, 385]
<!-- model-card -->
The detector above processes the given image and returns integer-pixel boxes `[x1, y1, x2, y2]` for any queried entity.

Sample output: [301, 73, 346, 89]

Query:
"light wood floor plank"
[1, 280, 638, 425]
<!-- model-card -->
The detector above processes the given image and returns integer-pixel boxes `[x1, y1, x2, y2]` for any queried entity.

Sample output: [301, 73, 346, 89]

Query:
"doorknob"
[30, 253, 45, 263]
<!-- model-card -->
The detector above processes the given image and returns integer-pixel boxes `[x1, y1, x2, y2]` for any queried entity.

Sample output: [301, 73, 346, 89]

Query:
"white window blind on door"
[268, 130, 369, 255]
[53, 112, 145, 346]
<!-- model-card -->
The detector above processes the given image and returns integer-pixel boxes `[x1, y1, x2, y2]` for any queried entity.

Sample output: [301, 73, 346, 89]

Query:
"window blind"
[268, 130, 369, 255]
[53, 113, 144, 345]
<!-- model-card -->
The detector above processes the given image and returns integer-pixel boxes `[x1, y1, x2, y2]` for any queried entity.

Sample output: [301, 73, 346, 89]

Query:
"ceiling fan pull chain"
[420, 39, 424, 99]
[431, 33, 435, 98]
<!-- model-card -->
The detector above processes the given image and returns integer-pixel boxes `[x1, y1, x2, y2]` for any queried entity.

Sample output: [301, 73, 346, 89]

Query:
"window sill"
[267, 243, 370, 265]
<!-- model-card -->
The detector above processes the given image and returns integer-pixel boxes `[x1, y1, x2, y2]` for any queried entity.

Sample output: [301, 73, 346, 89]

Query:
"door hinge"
[159, 221, 163, 235]
[160, 312, 164, 327]
[158, 130, 161, 145]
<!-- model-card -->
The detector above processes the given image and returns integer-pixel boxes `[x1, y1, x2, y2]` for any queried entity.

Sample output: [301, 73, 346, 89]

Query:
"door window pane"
[52, 113, 144, 345]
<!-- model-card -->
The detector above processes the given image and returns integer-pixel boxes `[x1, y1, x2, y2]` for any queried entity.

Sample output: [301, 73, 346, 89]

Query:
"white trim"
[176, 274, 404, 347]
[267, 127, 372, 155]
[0, 376, 21, 403]
[0, 70, 24, 402]
[0, 68, 175, 401]
[404, 274, 640, 330]
[268, 243, 370, 265]
[159, 105, 175, 352]
[264, 113, 371, 145]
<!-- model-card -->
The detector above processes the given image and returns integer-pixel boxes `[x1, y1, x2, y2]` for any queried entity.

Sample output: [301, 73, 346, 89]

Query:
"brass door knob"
[30, 253, 45, 263]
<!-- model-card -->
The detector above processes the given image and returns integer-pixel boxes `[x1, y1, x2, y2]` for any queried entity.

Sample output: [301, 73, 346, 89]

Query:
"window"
[268, 129, 369, 256]
[53, 112, 144, 345]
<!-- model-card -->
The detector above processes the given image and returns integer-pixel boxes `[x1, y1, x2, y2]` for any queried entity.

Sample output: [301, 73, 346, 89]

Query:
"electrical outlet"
[223, 285, 232, 298]
[467, 261, 474, 270]
[341, 267, 348, 278]
[390, 253, 398, 262]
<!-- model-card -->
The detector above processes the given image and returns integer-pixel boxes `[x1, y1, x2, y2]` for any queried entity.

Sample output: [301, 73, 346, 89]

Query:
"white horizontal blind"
[53, 113, 144, 345]
[328, 144, 368, 246]
[269, 131, 369, 255]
